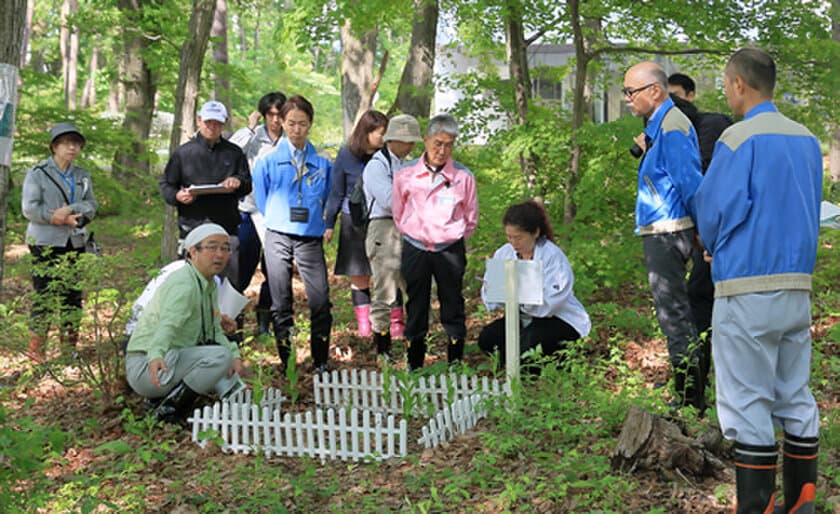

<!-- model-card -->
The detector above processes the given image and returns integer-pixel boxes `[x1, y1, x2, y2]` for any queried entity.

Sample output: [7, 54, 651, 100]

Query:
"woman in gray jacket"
[21, 122, 98, 361]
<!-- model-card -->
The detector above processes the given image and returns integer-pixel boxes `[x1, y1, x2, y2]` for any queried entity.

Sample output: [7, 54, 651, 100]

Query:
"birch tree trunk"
[0, 0, 27, 287]
[161, 0, 216, 262]
[80, 46, 98, 108]
[211, 0, 230, 115]
[60, 0, 80, 110]
[19, 0, 33, 68]
[391, 0, 437, 119]
[340, 20, 377, 139]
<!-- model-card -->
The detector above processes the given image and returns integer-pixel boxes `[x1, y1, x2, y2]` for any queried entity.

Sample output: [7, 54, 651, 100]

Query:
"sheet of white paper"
[820, 201, 840, 229]
[217, 278, 250, 318]
[484, 258, 543, 305]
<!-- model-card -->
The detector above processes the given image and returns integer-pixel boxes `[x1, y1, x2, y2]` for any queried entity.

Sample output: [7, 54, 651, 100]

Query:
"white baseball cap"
[198, 100, 228, 123]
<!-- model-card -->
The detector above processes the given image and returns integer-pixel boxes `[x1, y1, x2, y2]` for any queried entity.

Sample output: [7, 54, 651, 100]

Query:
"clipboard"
[188, 184, 229, 195]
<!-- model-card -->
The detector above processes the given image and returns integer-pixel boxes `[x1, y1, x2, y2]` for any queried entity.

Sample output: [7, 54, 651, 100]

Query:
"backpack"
[348, 173, 373, 227]
[348, 147, 391, 227]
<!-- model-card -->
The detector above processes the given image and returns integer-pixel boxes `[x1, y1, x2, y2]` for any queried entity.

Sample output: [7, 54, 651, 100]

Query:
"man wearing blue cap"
[160, 100, 251, 288]
[125, 223, 245, 423]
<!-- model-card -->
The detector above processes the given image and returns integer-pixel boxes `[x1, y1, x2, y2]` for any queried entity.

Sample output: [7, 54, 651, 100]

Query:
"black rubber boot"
[671, 362, 706, 414]
[775, 433, 818, 514]
[311, 334, 330, 375]
[272, 313, 292, 370]
[275, 339, 292, 370]
[734, 442, 777, 514]
[447, 337, 464, 363]
[229, 314, 245, 346]
[406, 338, 426, 371]
[152, 382, 199, 424]
[256, 308, 272, 336]
[373, 330, 392, 360]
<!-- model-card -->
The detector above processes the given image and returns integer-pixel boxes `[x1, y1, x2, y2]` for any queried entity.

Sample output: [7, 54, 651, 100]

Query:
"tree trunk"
[564, 0, 596, 224]
[113, 0, 157, 182]
[237, 12, 247, 54]
[60, 0, 79, 110]
[161, 0, 216, 262]
[391, 0, 438, 119]
[831, 126, 840, 183]
[0, 0, 27, 287]
[830, 0, 840, 183]
[19, 0, 33, 68]
[253, 18, 259, 62]
[611, 405, 726, 479]
[340, 20, 377, 140]
[503, 0, 538, 191]
[211, 0, 230, 115]
[80, 45, 98, 108]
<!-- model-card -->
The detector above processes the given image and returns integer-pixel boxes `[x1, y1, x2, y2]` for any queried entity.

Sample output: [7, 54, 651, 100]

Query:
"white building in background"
[433, 43, 683, 143]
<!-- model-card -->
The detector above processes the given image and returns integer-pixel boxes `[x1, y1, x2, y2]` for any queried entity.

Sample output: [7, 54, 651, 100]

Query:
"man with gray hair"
[125, 223, 245, 424]
[695, 48, 822, 514]
[392, 114, 478, 369]
[623, 62, 705, 411]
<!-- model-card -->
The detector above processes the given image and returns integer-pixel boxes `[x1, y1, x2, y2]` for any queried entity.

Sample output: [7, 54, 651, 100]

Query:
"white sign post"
[484, 259, 544, 393]
[503, 260, 520, 388]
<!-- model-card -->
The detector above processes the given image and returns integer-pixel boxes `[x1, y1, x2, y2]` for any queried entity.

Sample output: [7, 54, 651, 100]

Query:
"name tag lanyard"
[293, 153, 307, 206]
[59, 171, 76, 203]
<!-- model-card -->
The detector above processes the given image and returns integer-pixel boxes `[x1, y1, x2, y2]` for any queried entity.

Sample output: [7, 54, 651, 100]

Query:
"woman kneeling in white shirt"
[479, 200, 591, 369]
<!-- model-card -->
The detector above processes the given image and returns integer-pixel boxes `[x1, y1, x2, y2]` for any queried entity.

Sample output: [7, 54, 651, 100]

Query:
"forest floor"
[2, 234, 839, 514]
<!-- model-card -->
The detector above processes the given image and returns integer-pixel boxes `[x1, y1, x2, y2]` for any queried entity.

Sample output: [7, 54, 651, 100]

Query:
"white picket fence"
[189, 401, 408, 461]
[417, 394, 490, 448]
[188, 370, 502, 460]
[227, 387, 285, 411]
[313, 368, 504, 415]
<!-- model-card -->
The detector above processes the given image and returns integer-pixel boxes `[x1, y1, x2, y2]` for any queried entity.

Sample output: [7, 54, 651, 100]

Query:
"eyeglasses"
[622, 82, 657, 99]
[196, 244, 232, 254]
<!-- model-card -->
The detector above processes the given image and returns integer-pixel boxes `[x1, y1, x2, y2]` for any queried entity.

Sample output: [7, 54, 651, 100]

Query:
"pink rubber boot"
[390, 307, 405, 339]
[354, 305, 372, 337]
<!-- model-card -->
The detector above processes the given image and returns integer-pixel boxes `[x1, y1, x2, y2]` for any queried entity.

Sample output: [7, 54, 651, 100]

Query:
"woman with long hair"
[324, 110, 388, 337]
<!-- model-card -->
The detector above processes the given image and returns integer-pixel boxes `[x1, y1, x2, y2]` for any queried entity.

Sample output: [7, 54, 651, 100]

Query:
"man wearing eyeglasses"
[623, 62, 705, 412]
[125, 223, 245, 424]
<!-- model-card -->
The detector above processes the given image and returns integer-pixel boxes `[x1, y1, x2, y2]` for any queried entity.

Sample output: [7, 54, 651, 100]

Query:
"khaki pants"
[365, 219, 405, 333]
[125, 345, 234, 398]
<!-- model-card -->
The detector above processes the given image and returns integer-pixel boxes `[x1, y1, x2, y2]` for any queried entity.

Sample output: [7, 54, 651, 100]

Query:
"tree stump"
[611, 405, 726, 479]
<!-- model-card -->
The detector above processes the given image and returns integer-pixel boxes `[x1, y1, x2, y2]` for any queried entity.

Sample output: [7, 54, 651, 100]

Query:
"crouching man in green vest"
[126, 223, 245, 423]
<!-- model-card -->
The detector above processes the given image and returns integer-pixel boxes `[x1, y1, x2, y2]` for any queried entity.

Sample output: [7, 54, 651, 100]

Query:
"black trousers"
[29, 243, 83, 335]
[478, 315, 580, 368]
[264, 231, 332, 365]
[687, 243, 714, 336]
[401, 239, 466, 367]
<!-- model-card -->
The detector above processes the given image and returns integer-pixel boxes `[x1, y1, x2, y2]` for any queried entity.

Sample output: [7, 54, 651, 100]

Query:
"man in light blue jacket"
[252, 95, 333, 373]
[695, 48, 822, 514]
